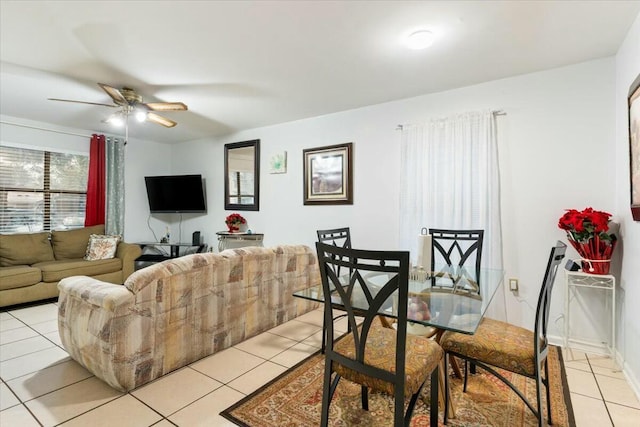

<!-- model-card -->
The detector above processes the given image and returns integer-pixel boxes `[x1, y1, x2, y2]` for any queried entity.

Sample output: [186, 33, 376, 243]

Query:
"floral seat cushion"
[333, 318, 443, 397]
[439, 317, 536, 377]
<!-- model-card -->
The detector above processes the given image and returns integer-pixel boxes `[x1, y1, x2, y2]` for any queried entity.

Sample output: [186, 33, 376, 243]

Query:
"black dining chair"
[440, 241, 566, 426]
[429, 229, 484, 293]
[316, 242, 443, 427]
[316, 227, 352, 353]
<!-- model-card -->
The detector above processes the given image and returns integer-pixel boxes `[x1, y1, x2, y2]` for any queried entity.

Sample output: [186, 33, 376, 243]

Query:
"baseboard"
[548, 333, 612, 356]
[548, 334, 564, 347]
[621, 353, 640, 404]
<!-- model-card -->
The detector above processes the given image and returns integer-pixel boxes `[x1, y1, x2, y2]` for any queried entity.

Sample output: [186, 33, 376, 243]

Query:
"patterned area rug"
[221, 346, 575, 426]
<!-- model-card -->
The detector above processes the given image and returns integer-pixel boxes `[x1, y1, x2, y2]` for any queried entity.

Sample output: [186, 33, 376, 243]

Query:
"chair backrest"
[317, 227, 352, 277]
[534, 241, 566, 358]
[316, 227, 352, 249]
[429, 228, 484, 292]
[315, 242, 411, 386]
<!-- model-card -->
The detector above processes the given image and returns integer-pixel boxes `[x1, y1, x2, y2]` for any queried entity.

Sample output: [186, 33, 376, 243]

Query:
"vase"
[581, 258, 611, 275]
[566, 234, 615, 275]
[227, 224, 239, 233]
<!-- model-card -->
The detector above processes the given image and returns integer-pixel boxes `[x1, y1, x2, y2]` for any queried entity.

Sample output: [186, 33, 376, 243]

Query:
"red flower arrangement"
[558, 207, 617, 274]
[225, 213, 246, 232]
[224, 213, 247, 233]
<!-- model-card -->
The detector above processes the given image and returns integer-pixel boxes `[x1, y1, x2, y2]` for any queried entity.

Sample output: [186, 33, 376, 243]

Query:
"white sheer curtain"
[399, 110, 503, 270]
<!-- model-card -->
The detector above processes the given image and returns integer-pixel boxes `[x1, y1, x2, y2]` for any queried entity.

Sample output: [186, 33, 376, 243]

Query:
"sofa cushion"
[51, 225, 105, 260]
[0, 232, 55, 267]
[35, 258, 122, 282]
[84, 234, 121, 260]
[0, 265, 42, 290]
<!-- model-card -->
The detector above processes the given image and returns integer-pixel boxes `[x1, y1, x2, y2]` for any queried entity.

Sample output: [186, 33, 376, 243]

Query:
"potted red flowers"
[558, 207, 617, 274]
[225, 213, 246, 233]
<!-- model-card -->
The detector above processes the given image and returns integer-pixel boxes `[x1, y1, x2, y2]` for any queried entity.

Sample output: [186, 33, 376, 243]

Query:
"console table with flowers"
[216, 231, 264, 252]
[558, 207, 618, 358]
[564, 271, 616, 358]
[219, 213, 264, 251]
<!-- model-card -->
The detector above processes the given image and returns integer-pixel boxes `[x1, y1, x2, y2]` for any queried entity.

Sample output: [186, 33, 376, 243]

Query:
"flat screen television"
[145, 174, 206, 213]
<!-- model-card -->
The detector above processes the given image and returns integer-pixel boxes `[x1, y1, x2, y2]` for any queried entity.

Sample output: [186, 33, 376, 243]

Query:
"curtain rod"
[396, 109, 507, 130]
[0, 120, 93, 138]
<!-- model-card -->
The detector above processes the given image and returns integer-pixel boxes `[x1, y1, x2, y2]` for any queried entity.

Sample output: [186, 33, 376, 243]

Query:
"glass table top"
[293, 267, 504, 335]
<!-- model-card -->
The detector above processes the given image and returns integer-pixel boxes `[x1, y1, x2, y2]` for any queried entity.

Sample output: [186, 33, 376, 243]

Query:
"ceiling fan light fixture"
[50, 83, 186, 129]
[135, 110, 147, 122]
[406, 30, 435, 50]
[107, 113, 124, 127]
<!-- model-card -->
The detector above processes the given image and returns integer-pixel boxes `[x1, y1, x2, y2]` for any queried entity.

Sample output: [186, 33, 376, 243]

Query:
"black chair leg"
[535, 368, 544, 427]
[430, 367, 439, 427]
[544, 359, 552, 425]
[320, 363, 333, 427]
[463, 360, 469, 392]
[405, 385, 423, 426]
[321, 316, 326, 354]
[444, 353, 450, 425]
[361, 385, 369, 410]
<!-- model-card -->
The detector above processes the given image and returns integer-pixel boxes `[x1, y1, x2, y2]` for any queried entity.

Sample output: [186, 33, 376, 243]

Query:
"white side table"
[564, 271, 615, 357]
[216, 231, 264, 252]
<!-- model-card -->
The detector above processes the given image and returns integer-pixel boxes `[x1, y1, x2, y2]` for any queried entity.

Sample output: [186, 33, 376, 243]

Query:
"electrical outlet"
[509, 278, 519, 292]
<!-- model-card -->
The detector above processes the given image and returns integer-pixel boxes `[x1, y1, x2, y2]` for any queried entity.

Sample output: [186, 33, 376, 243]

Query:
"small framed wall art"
[303, 142, 353, 205]
[629, 73, 640, 221]
[269, 151, 287, 174]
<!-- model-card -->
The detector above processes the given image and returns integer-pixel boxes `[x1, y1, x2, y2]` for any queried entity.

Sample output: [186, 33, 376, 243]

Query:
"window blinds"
[0, 145, 88, 233]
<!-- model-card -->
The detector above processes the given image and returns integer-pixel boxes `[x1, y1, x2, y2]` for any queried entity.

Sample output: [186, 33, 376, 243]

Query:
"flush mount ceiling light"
[406, 30, 435, 50]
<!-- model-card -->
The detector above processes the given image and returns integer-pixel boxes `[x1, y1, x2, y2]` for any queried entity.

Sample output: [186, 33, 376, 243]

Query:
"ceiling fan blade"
[98, 83, 127, 104]
[147, 112, 177, 128]
[145, 102, 188, 111]
[48, 98, 118, 108]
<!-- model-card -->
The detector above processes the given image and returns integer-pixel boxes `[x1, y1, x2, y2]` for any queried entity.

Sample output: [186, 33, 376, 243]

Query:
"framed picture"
[303, 142, 353, 205]
[269, 151, 287, 174]
[629, 73, 640, 221]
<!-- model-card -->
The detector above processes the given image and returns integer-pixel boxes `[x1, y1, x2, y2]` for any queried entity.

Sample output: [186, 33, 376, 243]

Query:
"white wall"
[615, 12, 640, 396]
[173, 58, 617, 345]
[1, 116, 90, 154]
[119, 138, 174, 243]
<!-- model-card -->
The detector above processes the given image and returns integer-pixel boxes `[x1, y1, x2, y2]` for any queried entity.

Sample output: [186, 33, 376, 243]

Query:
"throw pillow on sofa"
[84, 234, 121, 260]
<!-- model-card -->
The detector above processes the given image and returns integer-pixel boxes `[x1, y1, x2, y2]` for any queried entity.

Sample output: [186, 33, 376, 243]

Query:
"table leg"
[449, 355, 463, 379]
[434, 330, 456, 418]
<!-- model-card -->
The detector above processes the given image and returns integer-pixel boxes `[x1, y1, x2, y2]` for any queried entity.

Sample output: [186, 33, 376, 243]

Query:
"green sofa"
[0, 225, 141, 307]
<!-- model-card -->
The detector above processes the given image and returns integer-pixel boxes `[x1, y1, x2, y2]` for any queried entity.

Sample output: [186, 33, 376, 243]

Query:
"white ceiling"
[1, 1, 639, 144]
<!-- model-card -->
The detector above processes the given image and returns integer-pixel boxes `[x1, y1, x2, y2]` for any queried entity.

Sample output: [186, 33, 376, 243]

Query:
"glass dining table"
[292, 265, 505, 418]
[293, 265, 505, 337]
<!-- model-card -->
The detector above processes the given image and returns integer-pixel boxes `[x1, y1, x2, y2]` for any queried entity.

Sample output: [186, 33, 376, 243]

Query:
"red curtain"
[85, 134, 106, 226]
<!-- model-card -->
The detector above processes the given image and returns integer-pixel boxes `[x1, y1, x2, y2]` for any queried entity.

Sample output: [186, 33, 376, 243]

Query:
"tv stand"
[136, 242, 206, 263]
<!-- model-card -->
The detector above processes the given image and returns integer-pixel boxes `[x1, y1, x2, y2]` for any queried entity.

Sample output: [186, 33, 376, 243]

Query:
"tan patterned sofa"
[57, 245, 321, 392]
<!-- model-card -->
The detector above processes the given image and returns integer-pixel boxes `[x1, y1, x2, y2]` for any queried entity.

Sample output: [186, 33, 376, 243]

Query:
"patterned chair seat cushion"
[333, 318, 443, 396]
[440, 317, 536, 377]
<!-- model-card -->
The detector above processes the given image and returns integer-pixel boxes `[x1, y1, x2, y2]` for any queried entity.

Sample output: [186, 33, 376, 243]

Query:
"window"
[228, 171, 255, 205]
[0, 146, 89, 233]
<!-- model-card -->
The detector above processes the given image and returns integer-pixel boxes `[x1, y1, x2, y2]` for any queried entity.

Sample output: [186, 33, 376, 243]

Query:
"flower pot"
[581, 259, 611, 275]
[227, 225, 239, 233]
[566, 235, 616, 276]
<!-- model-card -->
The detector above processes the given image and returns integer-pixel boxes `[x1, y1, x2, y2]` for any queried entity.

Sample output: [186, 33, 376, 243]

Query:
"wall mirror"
[224, 139, 260, 211]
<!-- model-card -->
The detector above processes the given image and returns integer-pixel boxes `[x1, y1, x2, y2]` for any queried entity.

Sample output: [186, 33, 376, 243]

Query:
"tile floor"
[1, 302, 639, 426]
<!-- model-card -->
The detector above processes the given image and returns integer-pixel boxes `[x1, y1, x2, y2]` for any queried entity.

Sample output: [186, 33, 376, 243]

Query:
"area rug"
[221, 346, 575, 426]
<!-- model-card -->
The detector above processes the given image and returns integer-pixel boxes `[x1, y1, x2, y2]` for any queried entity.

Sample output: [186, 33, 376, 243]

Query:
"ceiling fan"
[48, 83, 188, 128]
